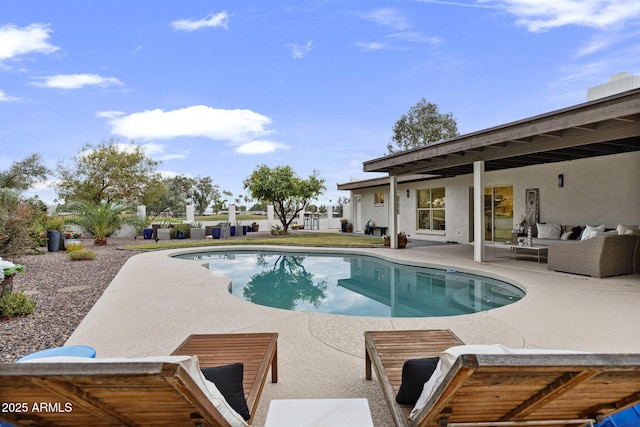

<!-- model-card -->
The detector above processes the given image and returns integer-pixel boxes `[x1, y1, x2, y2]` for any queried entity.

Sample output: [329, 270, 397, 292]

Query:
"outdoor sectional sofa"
[548, 234, 639, 278]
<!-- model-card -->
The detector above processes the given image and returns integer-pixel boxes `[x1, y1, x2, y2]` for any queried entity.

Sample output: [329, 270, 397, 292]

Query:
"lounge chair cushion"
[410, 344, 588, 421]
[21, 355, 250, 427]
[202, 363, 251, 420]
[396, 357, 439, 405]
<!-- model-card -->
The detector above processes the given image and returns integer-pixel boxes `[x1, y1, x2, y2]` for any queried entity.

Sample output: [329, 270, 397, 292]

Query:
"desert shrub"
[0, 190, 41, 257]
[65, 242, 83, 252]
[269, 224, 286, 235]
[68, 249, 97, 261]
[0, 291, 36, 317]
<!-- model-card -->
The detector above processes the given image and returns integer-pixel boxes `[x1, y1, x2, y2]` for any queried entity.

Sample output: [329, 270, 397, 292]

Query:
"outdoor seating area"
[2, 241, 639, 427]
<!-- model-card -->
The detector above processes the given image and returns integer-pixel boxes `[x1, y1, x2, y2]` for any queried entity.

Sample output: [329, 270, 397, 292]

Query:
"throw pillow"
[396, 357, 439, 405]
[570, 226, 583, 240]
[201, 363, 250, 421]
[536, 223, 561, 240]
[617, 224, 639, 235]
[581, 224, 605, 240]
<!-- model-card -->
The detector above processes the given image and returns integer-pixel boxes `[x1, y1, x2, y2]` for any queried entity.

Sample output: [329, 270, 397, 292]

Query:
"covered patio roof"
[363, 88, 640, 177]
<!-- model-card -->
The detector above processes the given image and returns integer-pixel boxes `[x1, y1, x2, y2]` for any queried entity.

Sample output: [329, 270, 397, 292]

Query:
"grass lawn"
[120, 232, 383, 250]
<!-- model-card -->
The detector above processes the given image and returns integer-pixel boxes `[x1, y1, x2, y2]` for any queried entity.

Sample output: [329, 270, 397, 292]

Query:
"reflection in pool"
[174, 250, 525, 318]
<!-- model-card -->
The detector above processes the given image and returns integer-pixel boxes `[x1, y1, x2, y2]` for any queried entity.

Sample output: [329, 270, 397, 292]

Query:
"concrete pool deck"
[67, 241, 640, 426]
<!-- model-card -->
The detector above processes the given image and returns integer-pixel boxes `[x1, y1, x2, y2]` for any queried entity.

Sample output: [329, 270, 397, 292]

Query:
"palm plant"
[67, 201, 136, 246]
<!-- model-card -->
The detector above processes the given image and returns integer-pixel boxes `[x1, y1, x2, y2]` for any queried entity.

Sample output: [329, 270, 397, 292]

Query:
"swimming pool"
[174, 249, 525, 318]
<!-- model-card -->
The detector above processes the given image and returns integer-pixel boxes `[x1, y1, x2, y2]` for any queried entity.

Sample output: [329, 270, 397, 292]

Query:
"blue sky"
[2, 1, 640, 207]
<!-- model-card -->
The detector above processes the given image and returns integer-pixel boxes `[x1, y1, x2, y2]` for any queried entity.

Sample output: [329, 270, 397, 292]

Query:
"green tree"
[387, 98, 459, 154]
[66, 200, 136, 245]
[189, 176, 220, 215]
[56, 139, 163, 204]
[144, 176, 189, 218]
[243, 165, 325, 233]
[0, 154, 50, 192]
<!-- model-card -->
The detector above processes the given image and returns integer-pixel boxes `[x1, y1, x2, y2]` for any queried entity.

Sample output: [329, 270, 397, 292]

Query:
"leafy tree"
[243, 165, 325, 233]
[144, 175, 191, 218]
[387, 98, 459, 154]
[56, 139, 164, 204]
[190, 176, 220, 215]
[66, 200, 136, 245]
[249, 201, 267, 212]
[144, 175, 221, 217]
[0, 154, 50, 192]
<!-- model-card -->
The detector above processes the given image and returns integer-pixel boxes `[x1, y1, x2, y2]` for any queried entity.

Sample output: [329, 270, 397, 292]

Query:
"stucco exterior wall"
[348, 151, 640, 243]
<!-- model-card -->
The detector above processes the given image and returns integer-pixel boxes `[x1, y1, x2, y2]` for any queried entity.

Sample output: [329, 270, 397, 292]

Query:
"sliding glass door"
[484, 186, 513, 242]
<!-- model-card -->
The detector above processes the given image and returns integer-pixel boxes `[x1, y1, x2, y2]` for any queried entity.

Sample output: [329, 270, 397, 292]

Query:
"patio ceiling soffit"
[363, 89, 640, 177]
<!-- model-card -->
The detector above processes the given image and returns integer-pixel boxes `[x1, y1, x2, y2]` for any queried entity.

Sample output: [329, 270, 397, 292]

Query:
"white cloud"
[353, 41, 391, 51]
[388, 32, 444, 47]
[288, 40, 314, 59]
[0, 23, 59, 63]
[478, 0, 640, 32]
[31, 73, 122, 89]
[104, 105, 275, 143]
[356, 8, 440, 51]
[170, 11, 230, 31]
[417, 0, 498, 9]
[96, 110, 126, 119]
[361, 8, 410, 30]
[0, 90, 18, 102]
[235, 140, 289, 154]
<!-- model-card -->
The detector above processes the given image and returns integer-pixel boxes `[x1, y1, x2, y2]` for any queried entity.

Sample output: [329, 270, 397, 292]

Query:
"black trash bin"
[47, 230, 60, 252]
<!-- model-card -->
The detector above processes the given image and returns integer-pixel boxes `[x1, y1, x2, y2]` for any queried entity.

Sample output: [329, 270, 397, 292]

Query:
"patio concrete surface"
[67, 241, 640, 427]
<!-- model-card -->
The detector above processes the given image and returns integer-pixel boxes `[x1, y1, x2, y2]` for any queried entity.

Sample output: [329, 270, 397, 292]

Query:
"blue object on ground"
[594, 404, 640, 427]
[16, 345, 96, 362]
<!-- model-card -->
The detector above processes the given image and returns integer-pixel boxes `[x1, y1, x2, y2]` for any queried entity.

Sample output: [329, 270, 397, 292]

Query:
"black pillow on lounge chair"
[396, 357, 439, 405]
[201, 363, 251, 420]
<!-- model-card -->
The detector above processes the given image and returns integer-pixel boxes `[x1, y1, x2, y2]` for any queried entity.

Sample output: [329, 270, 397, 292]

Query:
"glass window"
[374, 192, 385, 206]
[417, 188, 445, 231]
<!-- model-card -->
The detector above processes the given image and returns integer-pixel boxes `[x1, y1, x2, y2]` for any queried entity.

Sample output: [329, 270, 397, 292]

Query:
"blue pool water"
[174, 250, 525, 318]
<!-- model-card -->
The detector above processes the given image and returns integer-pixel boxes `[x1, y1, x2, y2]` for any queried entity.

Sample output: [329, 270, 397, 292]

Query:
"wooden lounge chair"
[0, 332, 278, 427]
[172, 332, 279, 423]
[365, 329, 640, 427]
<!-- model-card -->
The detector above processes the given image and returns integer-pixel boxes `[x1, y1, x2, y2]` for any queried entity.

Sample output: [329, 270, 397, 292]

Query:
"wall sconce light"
[558, 174, 564, 188]
[406, 189, 410, 198]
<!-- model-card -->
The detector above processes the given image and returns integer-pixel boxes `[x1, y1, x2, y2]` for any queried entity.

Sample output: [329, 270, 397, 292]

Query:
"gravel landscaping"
[0, 238, 145, 362]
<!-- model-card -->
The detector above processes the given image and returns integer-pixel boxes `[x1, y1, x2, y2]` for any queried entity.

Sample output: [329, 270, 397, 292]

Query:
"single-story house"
[338, 77, 640, 262]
